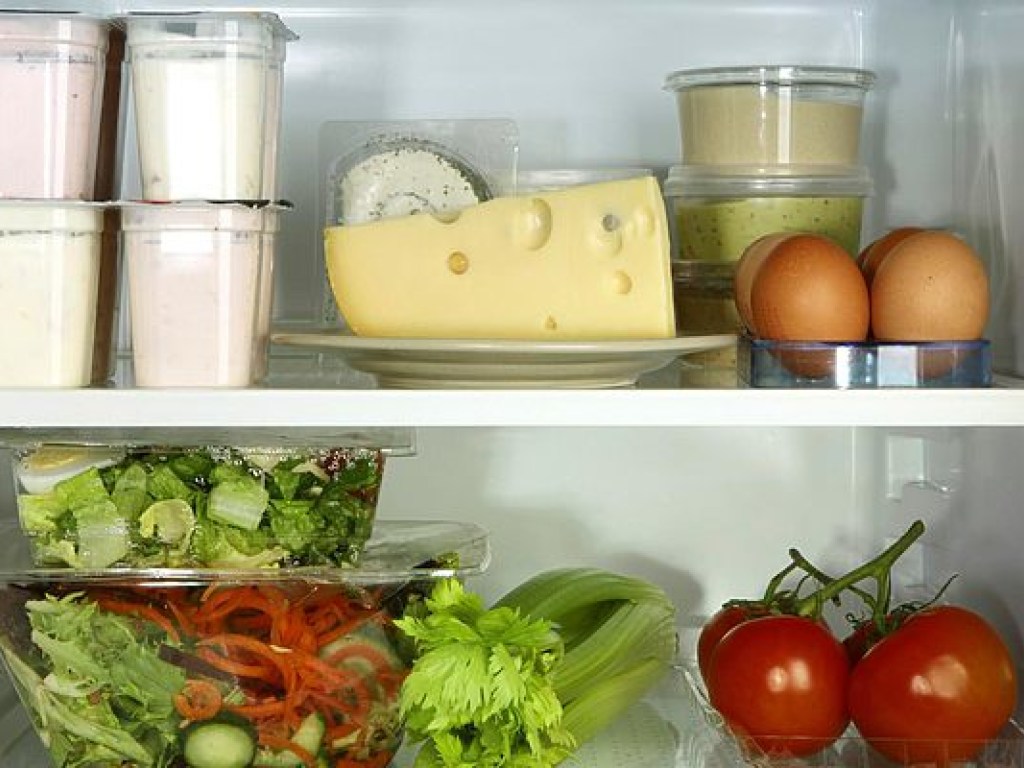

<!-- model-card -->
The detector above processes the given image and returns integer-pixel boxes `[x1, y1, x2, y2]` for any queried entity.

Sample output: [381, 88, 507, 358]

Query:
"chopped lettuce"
[1, 592, 185, 767]
[18, 447, 383, 569]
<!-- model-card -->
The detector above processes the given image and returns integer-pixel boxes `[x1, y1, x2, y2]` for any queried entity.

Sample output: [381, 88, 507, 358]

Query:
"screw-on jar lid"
[663, 64, 876, 93]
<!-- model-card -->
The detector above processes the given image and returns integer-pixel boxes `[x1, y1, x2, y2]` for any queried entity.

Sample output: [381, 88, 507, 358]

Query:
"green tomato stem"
[789, 520, 926, 620]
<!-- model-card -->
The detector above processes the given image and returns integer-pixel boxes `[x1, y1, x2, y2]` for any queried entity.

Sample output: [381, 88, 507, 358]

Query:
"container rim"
[663, 165, 874, 197]
[0, 200, 110, 232]
[119, 200, 291, 233]
[0, 10, 112, 48]
[122, 11, 298, 45]
[663, 64, 876, 92]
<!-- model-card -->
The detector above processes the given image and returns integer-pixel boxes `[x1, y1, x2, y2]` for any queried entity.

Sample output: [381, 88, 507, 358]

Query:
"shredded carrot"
[258, 733, 318, 768]
[94, 597, 181, 643]
[173, 679, 223, 721]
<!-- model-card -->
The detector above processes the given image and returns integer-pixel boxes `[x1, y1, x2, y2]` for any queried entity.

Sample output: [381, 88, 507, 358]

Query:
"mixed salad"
[0, 580, 410, 768]
[15, 447, 385, 569]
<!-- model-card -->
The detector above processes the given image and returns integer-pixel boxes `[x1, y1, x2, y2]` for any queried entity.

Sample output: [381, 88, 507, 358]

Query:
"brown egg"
[751, 233, 870, 342]
[870, 230, 989, 341]
[733, 232, 794, 336]
[858, 226, 925, 286]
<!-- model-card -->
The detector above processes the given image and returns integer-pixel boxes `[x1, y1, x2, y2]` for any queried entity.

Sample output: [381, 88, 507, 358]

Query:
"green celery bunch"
[396, 568, 677, 768]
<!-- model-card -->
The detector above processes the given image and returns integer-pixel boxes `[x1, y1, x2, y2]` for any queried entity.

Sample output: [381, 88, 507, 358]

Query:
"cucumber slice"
[183, 716, 257, 768]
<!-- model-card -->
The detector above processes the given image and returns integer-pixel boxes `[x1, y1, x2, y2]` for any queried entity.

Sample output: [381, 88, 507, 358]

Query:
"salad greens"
[17, 447, 384, 569]
[0, 592, 184, 767]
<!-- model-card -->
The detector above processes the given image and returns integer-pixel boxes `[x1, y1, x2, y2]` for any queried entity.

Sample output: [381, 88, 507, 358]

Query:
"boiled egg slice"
[17, 446, 126, 495]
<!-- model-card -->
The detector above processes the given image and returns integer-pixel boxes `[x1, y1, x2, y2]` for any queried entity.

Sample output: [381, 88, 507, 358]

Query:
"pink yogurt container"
[0, 13, 111, 199]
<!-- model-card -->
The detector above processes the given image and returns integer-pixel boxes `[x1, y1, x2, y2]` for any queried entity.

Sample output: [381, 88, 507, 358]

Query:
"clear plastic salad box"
[0, 518, 489, 768]
[12, 443, 389, 570]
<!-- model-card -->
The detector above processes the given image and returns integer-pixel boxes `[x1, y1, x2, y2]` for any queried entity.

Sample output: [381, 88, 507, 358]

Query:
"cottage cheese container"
[0, 13, 111, 199]
[126, 13, 295, 201]
[0, 202, 106, 386]
[121, 202, 278, 388]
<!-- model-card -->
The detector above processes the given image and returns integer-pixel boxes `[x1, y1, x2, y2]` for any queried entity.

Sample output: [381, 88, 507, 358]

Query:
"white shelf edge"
[0, 386, 1022, 430]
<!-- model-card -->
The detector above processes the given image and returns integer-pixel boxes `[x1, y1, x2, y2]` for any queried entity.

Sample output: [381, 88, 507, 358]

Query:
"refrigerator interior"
[3, 0, 1024, 764]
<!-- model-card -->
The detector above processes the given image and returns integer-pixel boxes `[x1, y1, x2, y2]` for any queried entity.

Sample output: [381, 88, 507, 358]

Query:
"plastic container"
[121, 202, 280, 388]
[0, 13, 111, 199]
[663, 64, 876, 171]
[516, 167, 653, 194]
[0, 518, 489, 768]
[672, 261, 740, 386]
[739, 336, 993, 388]
[664, 166, 873, 264]
[126, 12, 295, 200]
[13, 443, 389, 569]
[0, 202, 107, 387]
[253, 205, 281, 383]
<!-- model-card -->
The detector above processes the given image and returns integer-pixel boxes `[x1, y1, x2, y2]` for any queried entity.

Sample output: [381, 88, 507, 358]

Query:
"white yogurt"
[122, 203, 267, 388]
[127, 13, 291, 201]
[0, 203, 105, 387]
[0, 14, 109, 199]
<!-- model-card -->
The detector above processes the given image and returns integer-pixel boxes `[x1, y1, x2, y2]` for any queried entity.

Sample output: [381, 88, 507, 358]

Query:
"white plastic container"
[121, 202, 271, 388]
[253, 205, 282, 382]
[0, 202, 106, 386]
[663, 65, 876, 172]
[126, 12, 294, 201]
[0, 13, 110, 199]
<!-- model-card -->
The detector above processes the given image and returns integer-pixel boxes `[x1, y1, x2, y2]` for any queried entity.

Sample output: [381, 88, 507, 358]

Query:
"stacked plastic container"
[121, 12, 293, 387]
[0, 13, 118, 387]
[661, 65, 876, 383]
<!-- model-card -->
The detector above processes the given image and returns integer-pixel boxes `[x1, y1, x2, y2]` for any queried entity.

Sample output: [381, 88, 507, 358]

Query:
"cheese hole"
[434, 210, 463, 224]
[447, 251, 470, 275]
[633, 206, 655, 237]
[610, 270, 633, 295]
[602, 213, 621, 232]
[514, 199, 553, 251]
[544, 316, 558, 331]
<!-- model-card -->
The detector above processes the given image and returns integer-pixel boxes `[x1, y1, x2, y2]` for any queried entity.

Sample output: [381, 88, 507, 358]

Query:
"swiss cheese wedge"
[324, 176, 676, 340]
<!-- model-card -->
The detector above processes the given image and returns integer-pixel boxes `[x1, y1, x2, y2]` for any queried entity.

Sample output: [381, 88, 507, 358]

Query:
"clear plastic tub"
[0, 518, 489, 768]
[672, 261, 740, 385]
[121, 202, 279, 388]
[663, 64, 875, 171]
[739, 336, 993, 388]
[664, 166, 873, 264]
[125, 12, 295, 201]
[0, 13, 111, 199]
[253, 206, 281, 383]
[516, 167, 653, 194]
[0, 202, 107, 387]
[12, 443, 391, 569]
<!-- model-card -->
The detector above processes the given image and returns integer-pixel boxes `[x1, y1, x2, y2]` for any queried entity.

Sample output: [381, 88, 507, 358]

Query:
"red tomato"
[849, 605, 1018, 766]
[697, 603, 767, 682]
[707, 615, 850, 757]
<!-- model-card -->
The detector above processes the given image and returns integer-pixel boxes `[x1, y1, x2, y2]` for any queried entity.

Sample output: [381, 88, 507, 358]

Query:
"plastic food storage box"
[0, 201, 108, 388]
[0, 518, 489, 768]
[0, 12, 112, 199]
[125, 12, 295, 201]
[663, 64, 876, 172]
[13, 444, 387, 569]
[664, 166, 873, 265]
[120, 202, 285, 388]
[739, 336, 993, 388]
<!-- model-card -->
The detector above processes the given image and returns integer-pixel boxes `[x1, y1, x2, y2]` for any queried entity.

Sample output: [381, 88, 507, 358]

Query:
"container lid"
[0, 200, 108, 232]
[119, 200, 290, 233]
[664, 64, 876, 93]
[124, 11, 297, 52]
[0, 519, 491, 586]
[663, 165, 874, 198]
[0, 11, 110, 49]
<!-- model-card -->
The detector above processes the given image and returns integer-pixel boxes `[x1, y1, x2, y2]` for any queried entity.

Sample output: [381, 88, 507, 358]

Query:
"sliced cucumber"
[183, 716, 257, 768]
[254, 712, 326, 767]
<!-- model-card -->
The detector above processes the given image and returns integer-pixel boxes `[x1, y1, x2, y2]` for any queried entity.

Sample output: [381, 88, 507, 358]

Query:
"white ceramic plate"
[271, 331, 737, 389]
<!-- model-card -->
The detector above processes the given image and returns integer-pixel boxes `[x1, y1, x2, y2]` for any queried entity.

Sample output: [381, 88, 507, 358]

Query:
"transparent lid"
[0, 200, 108, 233]
[517, 167, 653, 192]
[664, 165, 874, 198]
[0, 11, 110, 49]
[664, 64, 876, 93]
[120, 200, 290, 234]
[0, 519, 490, 586]
[124, 11, 297, 52]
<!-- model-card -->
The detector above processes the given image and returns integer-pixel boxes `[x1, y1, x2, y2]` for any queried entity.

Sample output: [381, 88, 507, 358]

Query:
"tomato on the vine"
[697, 603, 768, 681]
[707, 614, 850, 757]
[849, 605, 1017, 766]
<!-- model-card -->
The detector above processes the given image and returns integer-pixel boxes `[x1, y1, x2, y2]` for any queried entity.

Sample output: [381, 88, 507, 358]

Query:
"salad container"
[0, 519, 490, 768]
[14, 444, 387, 569]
